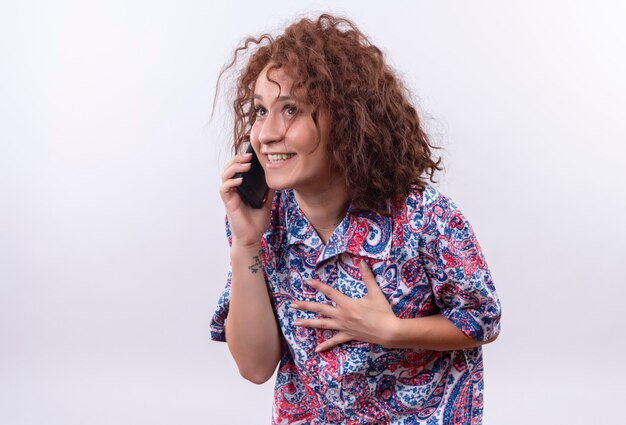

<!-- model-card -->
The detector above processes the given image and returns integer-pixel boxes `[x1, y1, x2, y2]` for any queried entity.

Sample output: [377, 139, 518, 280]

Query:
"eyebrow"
[253, 94, 294, 101]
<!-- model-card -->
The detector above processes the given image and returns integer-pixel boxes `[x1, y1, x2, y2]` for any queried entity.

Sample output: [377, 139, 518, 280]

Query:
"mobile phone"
[235, 143, 269, 209]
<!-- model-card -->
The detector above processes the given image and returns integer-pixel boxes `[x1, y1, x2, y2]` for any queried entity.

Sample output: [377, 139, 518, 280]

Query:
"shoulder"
[395, 184, 473, 246]
[399, 184, 457, 226]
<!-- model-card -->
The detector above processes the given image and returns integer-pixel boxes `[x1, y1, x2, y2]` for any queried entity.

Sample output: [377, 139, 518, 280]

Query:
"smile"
[267, 153, 296, 163]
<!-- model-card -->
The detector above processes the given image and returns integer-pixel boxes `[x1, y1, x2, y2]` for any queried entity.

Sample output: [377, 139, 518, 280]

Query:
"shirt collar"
[285, 189, 393, 263]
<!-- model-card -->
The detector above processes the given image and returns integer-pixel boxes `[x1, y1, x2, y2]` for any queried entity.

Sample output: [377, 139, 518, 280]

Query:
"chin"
[266, 180, 292, 191]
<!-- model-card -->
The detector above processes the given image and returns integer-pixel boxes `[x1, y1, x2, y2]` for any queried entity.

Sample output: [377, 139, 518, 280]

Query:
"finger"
[222, 152, 253, 171]
[219, 177, 244, 204]
[308, 279, 350, 304]
[293, 317, 339, 330]
[221, 161, 252, 183]
[236, 151, 254, 162]
[359, 260, 385, 299]
[219, 178, 243, 211]
[315, 332, 354, 352]
[221, 151, 253, 174]
[290, 300, 336, 318]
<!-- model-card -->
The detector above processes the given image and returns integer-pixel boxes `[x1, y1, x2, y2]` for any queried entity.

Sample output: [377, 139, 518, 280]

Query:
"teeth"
[268, 153, 296, 162]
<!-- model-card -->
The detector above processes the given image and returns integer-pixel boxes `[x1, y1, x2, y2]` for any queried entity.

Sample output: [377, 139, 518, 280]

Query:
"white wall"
[1, 1, 625, 424]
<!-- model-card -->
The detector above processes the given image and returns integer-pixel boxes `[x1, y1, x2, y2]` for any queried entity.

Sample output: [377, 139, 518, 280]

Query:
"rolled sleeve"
[419, 201, 502, 342]
[209, 215, 233, 342]
[209, 269, 231, 342]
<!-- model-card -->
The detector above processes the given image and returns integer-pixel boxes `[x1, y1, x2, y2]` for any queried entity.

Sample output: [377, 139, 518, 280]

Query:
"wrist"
[231, 237, 262, 249]
[381, 316, 403, 349]
[230, 242, 262, 258]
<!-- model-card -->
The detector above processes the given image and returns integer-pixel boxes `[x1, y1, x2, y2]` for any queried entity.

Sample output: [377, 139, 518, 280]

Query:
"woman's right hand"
[219, 152, 276, 248]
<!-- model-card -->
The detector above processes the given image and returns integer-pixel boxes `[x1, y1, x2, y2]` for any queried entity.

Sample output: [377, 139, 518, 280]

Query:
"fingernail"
[315, 346, 322, 352]
[294, 320, 302, 326]
[289, 303, 298, 309]
[243, 152, 253, 156]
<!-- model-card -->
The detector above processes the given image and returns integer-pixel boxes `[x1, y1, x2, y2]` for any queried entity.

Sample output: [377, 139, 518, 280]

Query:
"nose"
[257, 110, 286, 146]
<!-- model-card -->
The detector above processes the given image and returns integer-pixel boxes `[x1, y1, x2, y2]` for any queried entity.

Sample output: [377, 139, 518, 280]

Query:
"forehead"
[254, 64, 295, 97]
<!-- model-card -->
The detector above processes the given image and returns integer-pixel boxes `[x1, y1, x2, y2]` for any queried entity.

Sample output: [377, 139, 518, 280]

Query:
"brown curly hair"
[214, 13, 443, 216]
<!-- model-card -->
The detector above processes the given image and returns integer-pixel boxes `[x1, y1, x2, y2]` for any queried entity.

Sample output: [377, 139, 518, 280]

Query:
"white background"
[1, 1, 625, 424]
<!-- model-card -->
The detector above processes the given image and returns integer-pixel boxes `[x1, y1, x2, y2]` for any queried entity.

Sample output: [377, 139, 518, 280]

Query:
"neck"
[293, 181, 350, 232]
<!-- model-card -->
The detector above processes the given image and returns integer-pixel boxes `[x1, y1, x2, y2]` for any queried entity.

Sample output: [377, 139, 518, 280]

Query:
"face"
[250, 63, 336, 192]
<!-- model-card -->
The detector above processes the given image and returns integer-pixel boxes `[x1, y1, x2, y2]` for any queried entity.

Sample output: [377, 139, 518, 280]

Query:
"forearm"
[384, 314, 497, 351]
[225, 243, 281, 384]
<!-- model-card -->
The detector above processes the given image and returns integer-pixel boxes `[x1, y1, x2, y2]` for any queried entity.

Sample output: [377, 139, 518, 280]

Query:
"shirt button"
[322, 330, 334, 340]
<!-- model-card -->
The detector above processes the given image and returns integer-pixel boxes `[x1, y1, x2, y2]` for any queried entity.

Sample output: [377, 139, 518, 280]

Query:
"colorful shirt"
[210, 184, 502, 424]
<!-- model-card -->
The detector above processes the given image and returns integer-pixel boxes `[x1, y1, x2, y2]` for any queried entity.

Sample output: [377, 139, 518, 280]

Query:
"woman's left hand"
[290, 260, 400, 352]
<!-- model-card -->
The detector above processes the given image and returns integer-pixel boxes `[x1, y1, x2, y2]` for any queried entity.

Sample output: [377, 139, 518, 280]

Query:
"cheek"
[285, 124, 319, 154]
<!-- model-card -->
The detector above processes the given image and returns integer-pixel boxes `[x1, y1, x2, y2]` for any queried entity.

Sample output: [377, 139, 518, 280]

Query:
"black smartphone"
[235, 143, 269, 209]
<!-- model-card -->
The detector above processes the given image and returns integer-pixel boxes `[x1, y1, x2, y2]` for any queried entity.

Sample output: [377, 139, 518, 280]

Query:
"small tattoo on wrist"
[248, 254, 262, 274]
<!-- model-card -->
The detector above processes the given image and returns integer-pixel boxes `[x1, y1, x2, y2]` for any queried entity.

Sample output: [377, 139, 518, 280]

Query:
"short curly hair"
[215, 13, 443, 216]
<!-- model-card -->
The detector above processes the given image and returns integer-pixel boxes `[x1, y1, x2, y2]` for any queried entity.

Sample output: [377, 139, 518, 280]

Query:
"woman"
[210, 13, 502, 424]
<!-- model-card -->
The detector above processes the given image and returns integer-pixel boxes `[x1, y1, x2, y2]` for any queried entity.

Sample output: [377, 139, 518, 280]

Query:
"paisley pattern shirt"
[210, 185, 502, 424]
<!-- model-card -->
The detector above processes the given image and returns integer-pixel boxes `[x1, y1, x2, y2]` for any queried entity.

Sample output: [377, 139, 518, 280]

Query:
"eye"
[285, 104, 298, 116]
[254, 105, 267, 117]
